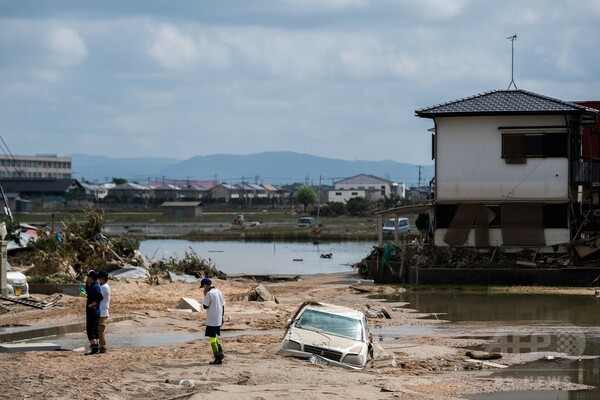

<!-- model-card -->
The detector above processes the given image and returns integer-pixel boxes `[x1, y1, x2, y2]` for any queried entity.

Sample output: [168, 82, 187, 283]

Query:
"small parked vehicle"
[6, 261, 29, 299]
[297, 216, 316, 227]
[278, 301, 372, 369]
[382, 217, 410, 235]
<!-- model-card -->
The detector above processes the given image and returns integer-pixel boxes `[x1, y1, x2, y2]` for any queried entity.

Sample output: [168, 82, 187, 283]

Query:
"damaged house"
[415, 89, 598, 252]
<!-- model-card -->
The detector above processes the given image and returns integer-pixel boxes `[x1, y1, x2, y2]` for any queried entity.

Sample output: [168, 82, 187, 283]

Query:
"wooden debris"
[464, 358, 508, 368]
[465, 350, 502, 360]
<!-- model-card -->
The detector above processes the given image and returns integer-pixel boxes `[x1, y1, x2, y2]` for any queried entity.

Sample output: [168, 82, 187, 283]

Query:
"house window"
[501, 132, 568, 164]
[336, 192, 342, 196]
[351, 192, 358, 196]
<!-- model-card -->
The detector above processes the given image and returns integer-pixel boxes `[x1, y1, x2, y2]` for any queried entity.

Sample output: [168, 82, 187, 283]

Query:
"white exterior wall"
[335, 182, 389, 196]
[328, 189, 367, 202]
[435, 115, 569, 201]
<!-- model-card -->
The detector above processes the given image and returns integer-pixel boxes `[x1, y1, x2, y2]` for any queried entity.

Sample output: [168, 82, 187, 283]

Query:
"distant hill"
[71, 154, 180, 183]
[72, 151, 433, 186]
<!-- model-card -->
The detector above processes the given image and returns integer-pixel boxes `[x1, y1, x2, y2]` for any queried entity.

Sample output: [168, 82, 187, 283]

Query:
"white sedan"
[278, 301, 372, 369]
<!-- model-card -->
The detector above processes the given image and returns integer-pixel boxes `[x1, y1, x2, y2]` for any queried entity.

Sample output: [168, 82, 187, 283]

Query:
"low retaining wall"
[0, 315, 134, 343]
[29, 283, 81, 297]
[408, 267, 600, 286]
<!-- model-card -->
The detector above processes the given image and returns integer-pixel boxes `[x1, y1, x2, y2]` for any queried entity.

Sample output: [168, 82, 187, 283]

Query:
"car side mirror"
[286, 319, 292, 327]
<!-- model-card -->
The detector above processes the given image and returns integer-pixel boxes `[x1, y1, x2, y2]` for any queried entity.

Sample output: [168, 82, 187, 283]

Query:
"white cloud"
[46, 26, 88, 66]
[406, 0, 467, 20]
[279, 0, 369, 12]
[148, 25, 198, 70]
[148, 25, 231, 71]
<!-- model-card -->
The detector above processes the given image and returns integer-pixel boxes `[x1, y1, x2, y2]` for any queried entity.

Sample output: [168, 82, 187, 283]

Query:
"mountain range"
[71, 151, 433, 187]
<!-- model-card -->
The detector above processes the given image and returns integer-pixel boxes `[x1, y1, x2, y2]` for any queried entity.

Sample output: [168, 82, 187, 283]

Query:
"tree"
[346, 197, 371, 216]
[295, 185, 317, 212]
[112, 177, 127, 185]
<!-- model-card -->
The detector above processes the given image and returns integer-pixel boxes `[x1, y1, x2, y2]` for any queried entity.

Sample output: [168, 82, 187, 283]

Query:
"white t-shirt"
[203, 287, 225, 327]
[100, 283, 111, 317]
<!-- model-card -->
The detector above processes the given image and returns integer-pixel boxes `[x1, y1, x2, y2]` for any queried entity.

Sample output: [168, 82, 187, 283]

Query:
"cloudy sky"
[1, 0, 599, 166]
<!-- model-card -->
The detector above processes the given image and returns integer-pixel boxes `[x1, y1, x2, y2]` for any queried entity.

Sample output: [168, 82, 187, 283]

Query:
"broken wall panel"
[443, 204, 478, 245]
[501, 205, 545, 246]
[474, 206, 496, 247]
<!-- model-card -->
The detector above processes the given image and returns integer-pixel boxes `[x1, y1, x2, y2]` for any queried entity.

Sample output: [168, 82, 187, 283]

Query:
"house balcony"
[571, 161, 600, 185]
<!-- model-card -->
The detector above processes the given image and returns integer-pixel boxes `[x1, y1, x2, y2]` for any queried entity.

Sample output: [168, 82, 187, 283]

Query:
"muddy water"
[139, 239, 375, 275]
[392, 291, 600, 400]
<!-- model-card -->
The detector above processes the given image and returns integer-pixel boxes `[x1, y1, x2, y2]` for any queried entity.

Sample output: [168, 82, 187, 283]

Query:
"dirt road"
[0, 272, 592, 399]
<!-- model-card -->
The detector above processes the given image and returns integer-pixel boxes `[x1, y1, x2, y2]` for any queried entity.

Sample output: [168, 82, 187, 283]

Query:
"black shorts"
[86, 313, 100, 340]
[205, 325, 221, 338]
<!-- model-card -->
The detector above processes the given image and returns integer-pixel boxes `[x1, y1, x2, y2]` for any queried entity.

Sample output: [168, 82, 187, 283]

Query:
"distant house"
[415, 89, 599, 249]
[81, 182, 108, 200]
[152, 184, 181, 202]
[210, 184, 239, 202]
[328, 174, 405, 203]
[107, 182, 151, 202]
[406, 187, 430, 202]
[0, 178, 85, 210]
[161, 201, 203, 218]
[261, 183, 281, 202]
[150, 179, 216, 201]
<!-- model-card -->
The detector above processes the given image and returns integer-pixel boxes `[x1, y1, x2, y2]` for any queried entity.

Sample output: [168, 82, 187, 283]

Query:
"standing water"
[390, 291, 600, 399]
[139, 239, 376, 275]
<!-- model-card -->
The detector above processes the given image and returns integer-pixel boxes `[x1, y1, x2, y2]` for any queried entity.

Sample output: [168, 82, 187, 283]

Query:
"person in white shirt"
[200, 277, 225, 365]
[98, 270, 111, 354]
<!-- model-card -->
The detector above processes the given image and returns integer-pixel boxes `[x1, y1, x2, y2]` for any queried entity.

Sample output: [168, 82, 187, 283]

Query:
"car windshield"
[296, 309, 363, 341]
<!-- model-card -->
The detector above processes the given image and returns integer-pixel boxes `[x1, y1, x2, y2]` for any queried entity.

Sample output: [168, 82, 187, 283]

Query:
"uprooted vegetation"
[10, 209, 226, 283]
[150, 247, 226, 280]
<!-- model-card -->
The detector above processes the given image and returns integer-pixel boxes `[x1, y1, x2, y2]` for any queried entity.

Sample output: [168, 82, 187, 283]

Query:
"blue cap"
[200, 277, 212, 288]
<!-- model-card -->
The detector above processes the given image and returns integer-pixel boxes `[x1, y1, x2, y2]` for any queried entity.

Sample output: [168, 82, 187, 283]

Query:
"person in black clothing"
[85, 270, 103, 355]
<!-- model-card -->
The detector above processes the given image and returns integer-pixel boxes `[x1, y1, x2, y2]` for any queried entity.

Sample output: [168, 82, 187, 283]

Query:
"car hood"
[7, 270, 27, 283]
[288, 327, 367, 353]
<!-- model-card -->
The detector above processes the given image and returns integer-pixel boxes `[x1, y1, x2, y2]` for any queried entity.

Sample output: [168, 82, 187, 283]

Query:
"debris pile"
[412, 246, 572, 269]
[150, 247, 226, 281]
[9, 208, 226, 283]
[10, 209, 144, 281]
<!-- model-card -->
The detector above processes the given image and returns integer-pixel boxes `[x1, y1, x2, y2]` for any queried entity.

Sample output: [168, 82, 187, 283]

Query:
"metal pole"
[0, 241, 7, 296]
[317, 175, 322, 225]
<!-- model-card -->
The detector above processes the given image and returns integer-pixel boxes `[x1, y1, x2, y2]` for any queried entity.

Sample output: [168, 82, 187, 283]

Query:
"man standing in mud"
[98, 270, 111, 353]
[200, 277, 225, 364]
[85, 270, 103, 355]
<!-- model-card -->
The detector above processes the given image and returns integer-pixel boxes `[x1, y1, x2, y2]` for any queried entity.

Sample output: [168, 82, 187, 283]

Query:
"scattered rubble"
[235, 283, 279, 303]
[7, 208, 226, 287]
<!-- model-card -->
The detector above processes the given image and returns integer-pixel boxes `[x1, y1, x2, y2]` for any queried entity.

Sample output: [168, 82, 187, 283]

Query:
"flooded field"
[139, 239, 376, 275]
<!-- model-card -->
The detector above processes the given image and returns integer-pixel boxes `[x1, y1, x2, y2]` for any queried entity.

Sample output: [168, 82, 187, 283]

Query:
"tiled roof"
[1, 178, 82, 193]
[415, 89, 599, 118]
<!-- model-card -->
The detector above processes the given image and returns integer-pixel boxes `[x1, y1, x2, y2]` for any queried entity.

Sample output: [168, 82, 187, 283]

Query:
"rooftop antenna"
[507, 34, 518, 90]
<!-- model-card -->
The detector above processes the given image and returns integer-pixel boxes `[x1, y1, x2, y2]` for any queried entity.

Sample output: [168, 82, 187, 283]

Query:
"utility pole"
[317, 175, 323, 225]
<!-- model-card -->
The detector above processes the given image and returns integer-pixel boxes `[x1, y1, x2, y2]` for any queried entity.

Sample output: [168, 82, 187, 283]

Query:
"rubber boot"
[85, 344, 100, 355]
[209, 352, 222, 365]
[217, 344, 224, 360]
[99, 346, 107, 354]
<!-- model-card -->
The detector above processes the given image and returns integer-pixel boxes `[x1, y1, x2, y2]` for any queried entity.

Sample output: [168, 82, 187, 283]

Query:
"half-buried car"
[278, 301, 372, 369]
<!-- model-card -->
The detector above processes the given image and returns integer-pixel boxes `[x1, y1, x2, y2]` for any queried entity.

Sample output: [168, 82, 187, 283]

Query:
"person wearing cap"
[98, 270, 111, 354]
[85, 270, 103, 355]
[200, 277, 225, 365]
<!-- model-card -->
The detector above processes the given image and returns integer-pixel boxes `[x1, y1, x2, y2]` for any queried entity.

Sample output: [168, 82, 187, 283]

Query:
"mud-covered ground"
[0, 272, 594, 399]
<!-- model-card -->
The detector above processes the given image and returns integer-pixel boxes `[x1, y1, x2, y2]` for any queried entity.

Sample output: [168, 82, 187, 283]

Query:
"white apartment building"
[0, 154, 72, 179]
